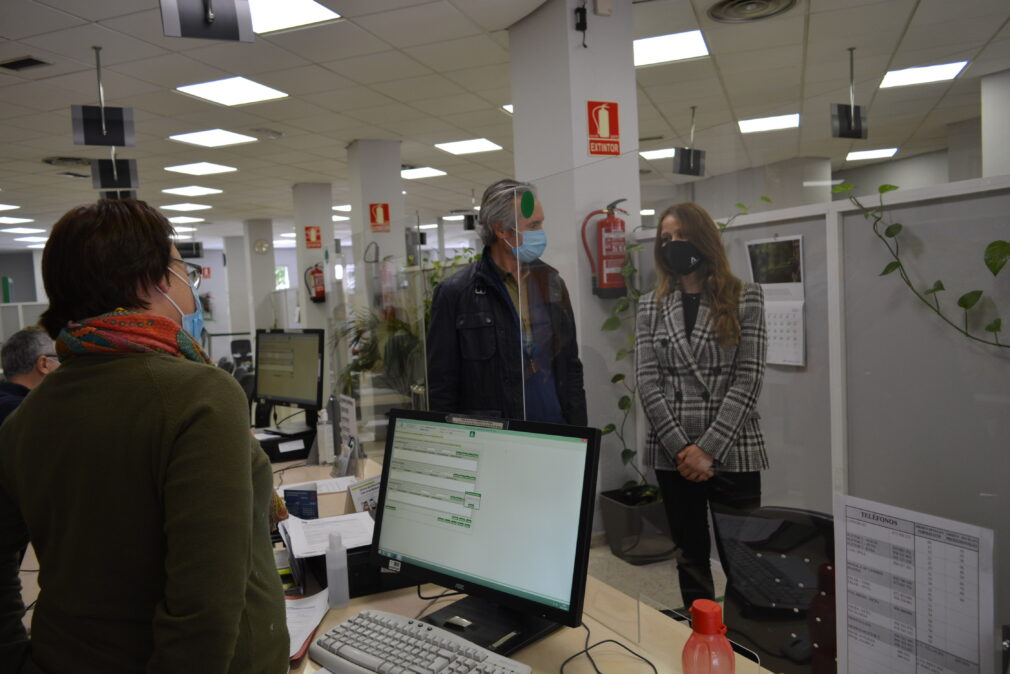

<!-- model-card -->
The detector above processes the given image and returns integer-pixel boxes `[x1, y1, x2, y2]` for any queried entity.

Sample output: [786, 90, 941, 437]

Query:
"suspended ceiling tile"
[108, 53, 232, 89]
[322, 49, 433, 84]
[440, 109, 511, 130]
[633, 0, 698, 39]
[371, 74, 467, 102]
[0, 100, 34, 119]
[443, 63, 511, 93]
[392, 116, 460, 137]
[412, 93, 491, 116]
[0, 80, 78, 111]
[118, 89, 220, 116]
[35, 0, 160, 22]
[287, 112, 369, 133]
[635, 59, 717, 88]
[43, 69, 162, 99]
[343, 103, 430, 125]
[354, 1, 481, 49]
[404, 34, 508, 73]
[98, 9, 210, 52]
[323, 0, 433, 19]
[264, 20, 390, 62]
[252, 64, 358, 96]
[20, 23, 168, 66]
[700, 15, 806, 55]
[303, 86, 396, 112]
[0, 0, 87, 39]
[643, 79, 724, 105]
[185, 40, 311, 76]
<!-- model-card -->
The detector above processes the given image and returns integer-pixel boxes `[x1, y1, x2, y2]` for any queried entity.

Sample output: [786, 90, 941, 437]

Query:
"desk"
[291, 576, 772, 673]
[274, 459, 382, 518]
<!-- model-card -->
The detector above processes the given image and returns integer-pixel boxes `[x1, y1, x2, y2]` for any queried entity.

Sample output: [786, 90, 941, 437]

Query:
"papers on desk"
[285, 590, 329, 658]
[279, 512, 375, 557]
[275, 476, 358, 495]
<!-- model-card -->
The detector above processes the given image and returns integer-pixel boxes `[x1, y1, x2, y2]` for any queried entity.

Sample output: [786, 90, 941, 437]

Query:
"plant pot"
[599, 485, 677, 565]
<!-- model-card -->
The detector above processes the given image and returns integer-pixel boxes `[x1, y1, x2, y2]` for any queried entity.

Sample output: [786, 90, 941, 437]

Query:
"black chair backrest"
[231, 339, 253, 368]
[217, 357, 235, 374]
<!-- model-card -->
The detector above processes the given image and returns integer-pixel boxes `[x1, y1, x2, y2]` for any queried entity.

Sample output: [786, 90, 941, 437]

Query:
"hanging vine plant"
[833, 182, 1009, 348]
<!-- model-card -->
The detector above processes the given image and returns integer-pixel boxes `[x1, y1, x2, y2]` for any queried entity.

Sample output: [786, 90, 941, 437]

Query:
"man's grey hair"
[1, 327, 55, 379]
[477, 179, 537, 248]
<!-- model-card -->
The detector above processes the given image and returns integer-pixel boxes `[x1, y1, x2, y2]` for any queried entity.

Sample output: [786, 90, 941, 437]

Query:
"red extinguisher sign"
[587, 100, 620, 156]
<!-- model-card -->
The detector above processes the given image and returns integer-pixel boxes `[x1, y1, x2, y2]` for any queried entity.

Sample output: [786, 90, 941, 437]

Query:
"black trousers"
[656, 468, 761, 608]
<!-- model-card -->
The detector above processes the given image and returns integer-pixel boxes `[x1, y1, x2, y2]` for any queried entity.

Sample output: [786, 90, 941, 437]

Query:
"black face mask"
[661, 240, 705, 275]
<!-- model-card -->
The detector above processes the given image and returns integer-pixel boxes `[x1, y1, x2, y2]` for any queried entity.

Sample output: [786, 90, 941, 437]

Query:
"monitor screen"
[253, 329, 324, 410]
[371, 409, 599, 654]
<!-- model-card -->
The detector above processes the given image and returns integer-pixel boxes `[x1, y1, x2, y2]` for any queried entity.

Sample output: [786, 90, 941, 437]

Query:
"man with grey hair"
[0, 327, 59, 427]
[427, 179, 586, 426]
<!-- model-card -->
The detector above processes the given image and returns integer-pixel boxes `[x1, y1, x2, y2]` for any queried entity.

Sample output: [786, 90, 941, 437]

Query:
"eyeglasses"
[172, 258, 203, 289]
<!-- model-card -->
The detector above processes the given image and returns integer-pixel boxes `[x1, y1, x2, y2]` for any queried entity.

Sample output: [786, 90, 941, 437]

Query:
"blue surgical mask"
[512, 229, 547, 263]
[162, 267, 205, 340]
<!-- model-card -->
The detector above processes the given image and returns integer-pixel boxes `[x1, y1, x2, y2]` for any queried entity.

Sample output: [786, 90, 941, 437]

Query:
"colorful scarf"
[56, 309, 211, 364]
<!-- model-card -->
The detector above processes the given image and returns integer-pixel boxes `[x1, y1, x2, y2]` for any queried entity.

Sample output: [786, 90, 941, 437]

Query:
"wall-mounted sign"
[587, 100, 620, 156]
[370, 203, 390, 233]
[304, 225, 322, 249]
[202, 266, 212, 279]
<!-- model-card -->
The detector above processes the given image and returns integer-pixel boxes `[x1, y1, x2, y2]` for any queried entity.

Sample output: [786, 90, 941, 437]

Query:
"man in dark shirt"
[0, 327, 59, 426]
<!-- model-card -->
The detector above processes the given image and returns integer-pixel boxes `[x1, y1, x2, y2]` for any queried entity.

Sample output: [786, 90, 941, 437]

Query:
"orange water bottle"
[682, 599, 735, 674]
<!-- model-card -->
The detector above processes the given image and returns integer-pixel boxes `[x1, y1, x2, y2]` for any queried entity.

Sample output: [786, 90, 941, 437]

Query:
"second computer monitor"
[253, 329, 324, 411]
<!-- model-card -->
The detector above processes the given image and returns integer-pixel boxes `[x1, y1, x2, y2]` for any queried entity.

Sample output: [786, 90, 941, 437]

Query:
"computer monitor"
[371, 409, 600, 656]
[253, 329, 324, 419]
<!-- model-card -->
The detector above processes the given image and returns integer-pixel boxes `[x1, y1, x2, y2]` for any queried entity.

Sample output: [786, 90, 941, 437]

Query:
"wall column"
[242, 218, 276, 331]
[981, 69, 1010, 177]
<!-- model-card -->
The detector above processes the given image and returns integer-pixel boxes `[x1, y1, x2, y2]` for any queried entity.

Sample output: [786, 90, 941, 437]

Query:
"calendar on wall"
[746, 234, 806, 367]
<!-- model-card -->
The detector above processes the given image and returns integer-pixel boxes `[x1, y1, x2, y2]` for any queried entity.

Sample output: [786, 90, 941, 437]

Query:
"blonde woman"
[635, 202, 768, 607]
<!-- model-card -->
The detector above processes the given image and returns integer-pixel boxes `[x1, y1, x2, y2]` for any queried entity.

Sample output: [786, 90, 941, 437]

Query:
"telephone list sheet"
[834, 495, 995, 674]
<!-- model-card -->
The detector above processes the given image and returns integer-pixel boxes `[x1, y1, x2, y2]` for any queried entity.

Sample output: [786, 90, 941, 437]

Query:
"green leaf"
[957, 290, 983, 310]
[614, 296, 630, 313]
[924, 280, 945, 295]
[984, 240, 1010, 276]
[601, 316, 621, 331]
[601, 423, 616, 435]
[884, 223, 903, 238]
[621, 479, 639, 490]
[984, 317, 1002, 334]
[878, 184, 900, 194]
[880, 261, 901, 275]
[759, 195, 772, 203]
[620, 263, 635, 278]
[626, 244, 644, 253]
[716, 220, 728, 230]
[734, 202, 748, 212]
[618, 395, 632, 411]
[832, 182, 854, 194]
[610, 373, 625, 384]
[616, 348, 631, 361]
[621, 449, 636, 465]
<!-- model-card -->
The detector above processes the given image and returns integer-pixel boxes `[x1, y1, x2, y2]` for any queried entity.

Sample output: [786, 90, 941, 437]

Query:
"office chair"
[234, 364, 255, 410]
[217, 357, 235, 374]
[231, 339, 253, 369]
[712, 506, 836, 674]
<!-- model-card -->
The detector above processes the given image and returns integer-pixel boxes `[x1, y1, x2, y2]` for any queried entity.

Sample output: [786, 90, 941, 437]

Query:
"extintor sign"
[305, 225, 322, 249]
[587, 100, 620, 156]
[369, 203, 390, 233]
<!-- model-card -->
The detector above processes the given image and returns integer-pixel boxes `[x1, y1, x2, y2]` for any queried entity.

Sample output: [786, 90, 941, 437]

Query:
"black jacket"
[426, 250, 587, 426]
[0, 381, 29, 428]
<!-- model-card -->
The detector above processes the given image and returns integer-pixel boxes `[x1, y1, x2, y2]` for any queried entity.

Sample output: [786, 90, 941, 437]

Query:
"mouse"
[781, 634, 812, 663]
[443, 616, 473, 631]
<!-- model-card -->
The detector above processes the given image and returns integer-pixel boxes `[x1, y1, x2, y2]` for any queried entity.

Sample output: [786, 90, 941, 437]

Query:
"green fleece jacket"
[0, 352, 289, 673]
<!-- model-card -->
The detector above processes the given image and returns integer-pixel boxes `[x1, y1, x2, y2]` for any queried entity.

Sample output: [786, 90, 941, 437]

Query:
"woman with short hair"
[0, 199, 289, 673]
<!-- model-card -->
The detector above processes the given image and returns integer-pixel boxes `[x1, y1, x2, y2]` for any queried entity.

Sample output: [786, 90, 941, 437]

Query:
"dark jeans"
[656, 468, 761, 608]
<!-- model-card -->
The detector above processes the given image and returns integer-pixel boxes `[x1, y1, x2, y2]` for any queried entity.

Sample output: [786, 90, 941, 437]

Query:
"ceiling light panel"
[171, 234, 193, 240]
[502, 104, 514, 114]
[165, 162, 237, 175]
[401, 167, 447, 179]
[419, 224, 438, 230]
[0, 217, 34, 224]
[738, 113, 800, 133]
[1, 227, 44, 234]
[280, 232, 296, 238]
[162, 203, 212, 212]
[880, 61, 968, 88]
[435, 138, 502, 155]
[847, 148, 898, 161]
[332, 204, 352, 212]
[633, 30, 709, 67]
[332, 215, 349, 222]
[250, 0, 340, 34]
[14, 236, 47, 243]
[639, 148, 677, 160]
[0, 204, 20, 211]
[641, 209, 656, 216]
[173, 226, 198, 233]
[176, 76, 288, 107]
[168, 216, 205, 224]
[443, 215, 464, 221]
[169, 129, 258, 147]
[274, 239, 296, 248]
[162, 186, 223, 197]
[26, 244, 46, 249]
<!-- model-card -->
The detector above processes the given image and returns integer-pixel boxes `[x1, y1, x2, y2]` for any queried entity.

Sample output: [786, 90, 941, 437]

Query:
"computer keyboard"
[308, 609, 532, 674]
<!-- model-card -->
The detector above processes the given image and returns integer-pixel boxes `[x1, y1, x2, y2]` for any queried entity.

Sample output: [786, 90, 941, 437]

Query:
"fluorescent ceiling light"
[162, 203, 212, 212]
[419, 224, 438, 230]
[14, 236, 47, 243]
[332, 215, 349, 222]
[163, 185, 223, 197]
[1, 227, 44, 234]
[401, 167, 446, 180]
[639, 148, 677, 160]
[171, 234, 193, 240]
[26, 243, 46, 249]
[502, 104, 514, 114]
[633, 30, 708, 67]
[847, 148, 898, 161]
[641, 209, 656, 216]
[280, 232, 296, 238]
[0, 204, 20, 211]
[168, 216, 205, 224]
[274, 239, 296, 248]
[443, 215, 465, 221]
[802, 179, 844, 187]
[402, 190, 407, 195]
[435, 138, 502, 155]
[332, 204, 352, 212]
[738, 113, 800, 134]
[169, 129, 257, 147]
[250, 0, 340, 34]
[0, 216, 34, 224]
[165, 162, 237, 175]
[176, 76, 287, 107]
[173, 226, 198, 233]
[880, 61, 968, 88]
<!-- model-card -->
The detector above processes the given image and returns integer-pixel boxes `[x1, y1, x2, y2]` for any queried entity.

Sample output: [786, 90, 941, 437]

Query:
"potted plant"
[597, 236, 676, 565]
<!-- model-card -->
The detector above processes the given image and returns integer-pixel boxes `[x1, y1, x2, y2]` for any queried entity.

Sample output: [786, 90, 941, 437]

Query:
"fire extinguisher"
[581, 198, 629, 298]
[304, 263, 326, 303]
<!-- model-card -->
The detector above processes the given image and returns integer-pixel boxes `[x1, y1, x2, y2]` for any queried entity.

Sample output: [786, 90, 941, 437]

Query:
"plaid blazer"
[635, 282, 769, 473]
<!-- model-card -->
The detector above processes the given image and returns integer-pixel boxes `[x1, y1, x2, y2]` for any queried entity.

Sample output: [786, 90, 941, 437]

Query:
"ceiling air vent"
[708, 0, 797, 23]
[43, 156, 91, 167]
[1, 56, 50, 71]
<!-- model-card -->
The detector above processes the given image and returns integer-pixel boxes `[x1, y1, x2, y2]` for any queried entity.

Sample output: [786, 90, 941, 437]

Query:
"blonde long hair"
[654, 202, 743, 346]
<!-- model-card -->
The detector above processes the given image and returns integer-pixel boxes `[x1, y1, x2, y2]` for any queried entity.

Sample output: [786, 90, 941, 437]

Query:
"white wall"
[833, 151, 948, 196]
